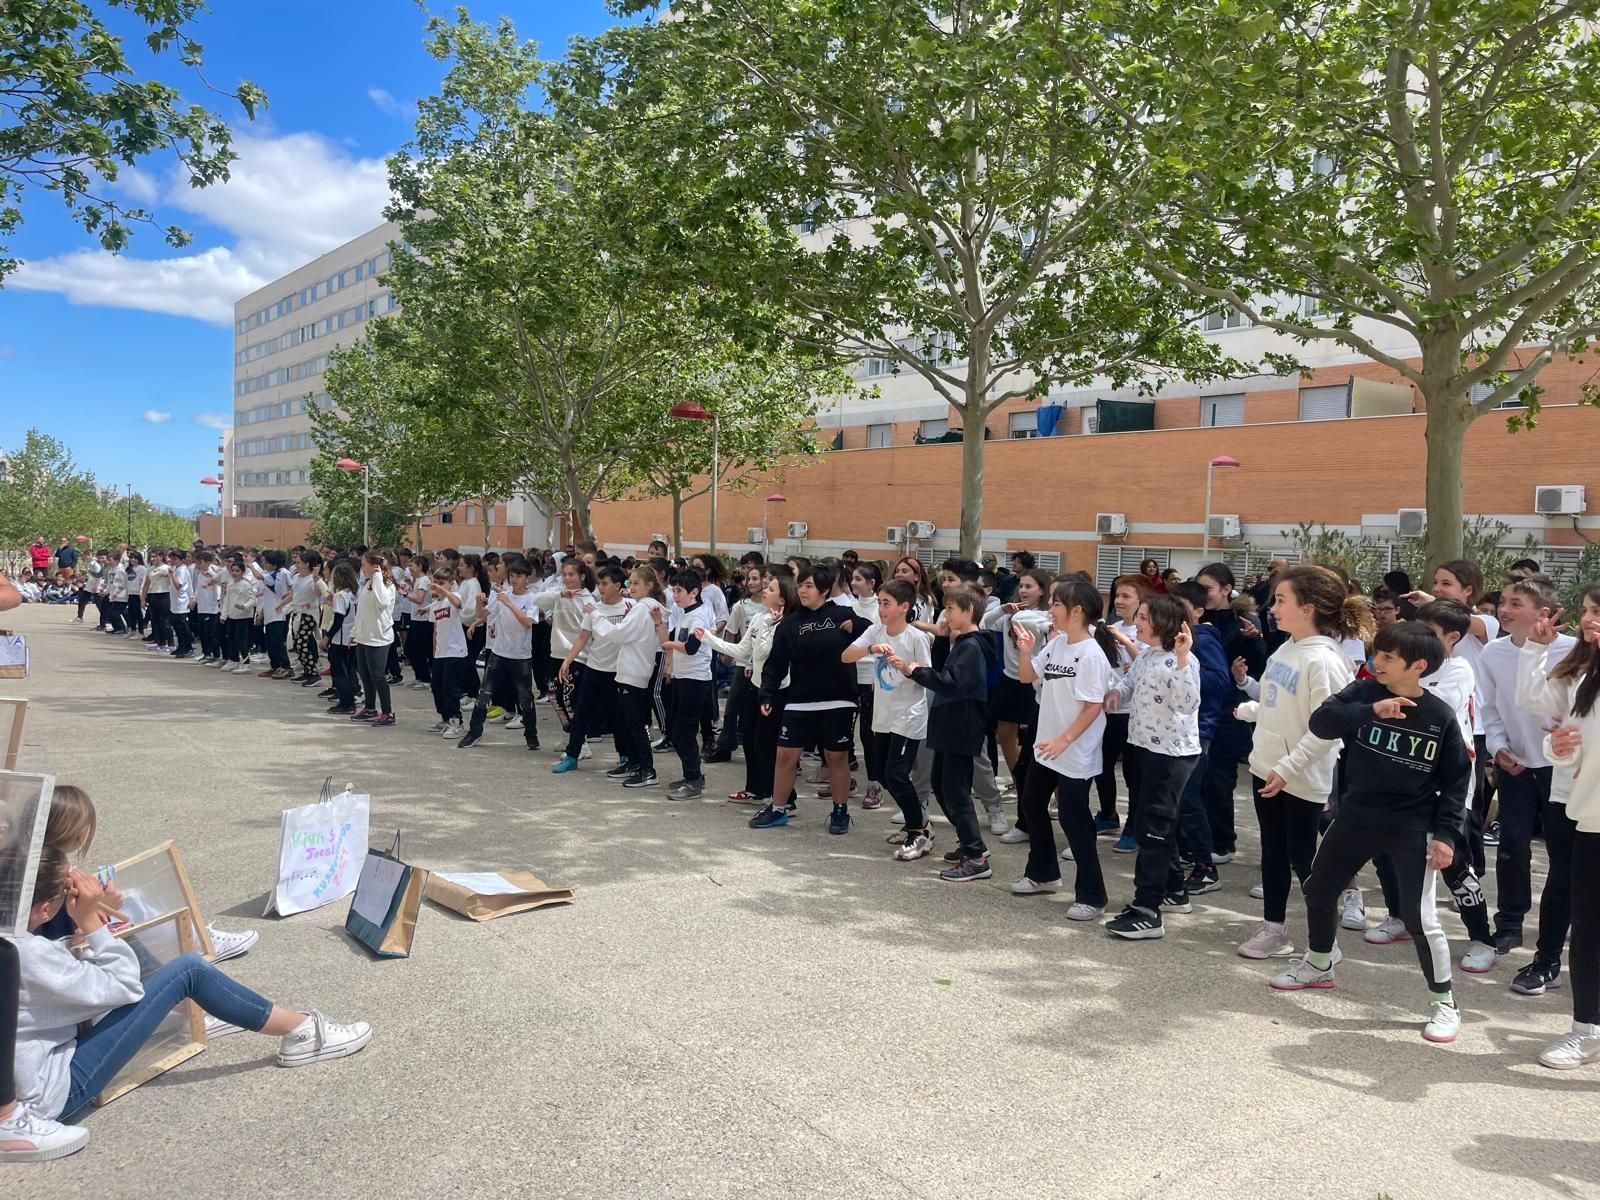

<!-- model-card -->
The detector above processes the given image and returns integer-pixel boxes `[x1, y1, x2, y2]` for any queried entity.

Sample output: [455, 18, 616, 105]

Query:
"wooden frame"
[0, 769, 53, 937]
[0, 698, 24, 770]
[95, 908, 208, 1107]
[103, 840, 216, 960]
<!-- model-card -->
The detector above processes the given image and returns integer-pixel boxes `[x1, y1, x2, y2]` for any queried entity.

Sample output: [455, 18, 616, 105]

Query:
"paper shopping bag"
[345, 833, 428, 958]
[265, 778, 369, 917]
[0, 633, 28, 679]
[425, 869, 575, 922]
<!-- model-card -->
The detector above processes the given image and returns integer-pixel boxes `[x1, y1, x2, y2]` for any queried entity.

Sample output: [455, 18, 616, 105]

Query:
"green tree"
[1081, 0, 1600, 570]
[580, 0, 1243, 557]
[377, 12, 839, 543]
[0, 0, 264, 282]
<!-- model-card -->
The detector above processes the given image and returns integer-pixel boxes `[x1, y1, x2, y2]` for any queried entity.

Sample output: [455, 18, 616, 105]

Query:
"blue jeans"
[62, 953, 271, 1121]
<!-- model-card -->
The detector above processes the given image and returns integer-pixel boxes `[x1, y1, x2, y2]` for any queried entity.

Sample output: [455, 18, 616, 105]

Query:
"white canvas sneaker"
[0, 1104, 89, 1162]
[1238, 922, 1295, 960]
[276, 1010, 373, 1067]
[1538, 1022, 1600, 1070]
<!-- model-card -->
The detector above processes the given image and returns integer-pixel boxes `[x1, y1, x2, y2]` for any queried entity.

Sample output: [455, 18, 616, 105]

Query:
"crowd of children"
[6, 540, 1599, 1160]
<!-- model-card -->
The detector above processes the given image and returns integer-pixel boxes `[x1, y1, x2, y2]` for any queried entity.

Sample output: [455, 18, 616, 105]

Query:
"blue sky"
[0, 1, 623, 509]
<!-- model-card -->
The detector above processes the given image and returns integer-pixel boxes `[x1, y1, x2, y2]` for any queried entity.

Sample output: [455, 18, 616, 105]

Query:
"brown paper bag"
[425, 869, 575, 922]
[345, 835, 428, 958]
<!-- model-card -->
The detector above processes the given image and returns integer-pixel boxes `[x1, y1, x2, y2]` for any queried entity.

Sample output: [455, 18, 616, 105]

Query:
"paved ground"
[4, 604, 1598, 1199]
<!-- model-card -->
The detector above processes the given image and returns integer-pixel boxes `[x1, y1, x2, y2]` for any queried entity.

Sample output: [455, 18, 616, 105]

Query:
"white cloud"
[194, 411, 233, 431]
[116, 167, 161, 205]
[368, 88, 417, 122]
[9, 130, 393, 326]
[144, 409, 173, 424]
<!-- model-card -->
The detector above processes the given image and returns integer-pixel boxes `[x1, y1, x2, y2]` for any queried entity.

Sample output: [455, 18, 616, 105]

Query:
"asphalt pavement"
[4, 605, 1597, 1199]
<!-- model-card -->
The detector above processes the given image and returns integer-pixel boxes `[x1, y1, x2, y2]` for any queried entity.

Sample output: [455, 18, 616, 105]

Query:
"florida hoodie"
[1233, 634, 1354, 804]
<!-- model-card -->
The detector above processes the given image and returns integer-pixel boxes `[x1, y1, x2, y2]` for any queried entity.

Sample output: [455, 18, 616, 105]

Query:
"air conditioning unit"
[1396, 508, 1427, 538]
[787, 521, 809, 539]
[884, 525, 905, 545]
[1207, 514, 1241, 540]
[905, 520, 936, 540]
[1535, 485, 1586, 516]
[1096, 512, 1128, 537]
[745, 527, 765, 544]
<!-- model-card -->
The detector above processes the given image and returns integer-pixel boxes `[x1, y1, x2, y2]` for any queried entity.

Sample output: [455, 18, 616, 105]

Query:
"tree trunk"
[482, 495, 492, 550]
[958, 410, 985, 559]
[562, 456, 594, 543]
[1419, 329, 1473, 571]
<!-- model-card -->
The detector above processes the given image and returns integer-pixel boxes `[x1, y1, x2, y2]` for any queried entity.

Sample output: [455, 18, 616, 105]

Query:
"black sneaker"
[458, 732, 481, 749]
[622, 769, 659, 789]
[703, 751, 733, 764]
[749, 803, 789, 829]
[604, 762, 634, 779]
[943, 847, 962, 863]
[666, 779, 704, 801]
[1105, 905, 1165, 939]
[317, 687, 338, 698]
[327, 704, 356, 714]
[827, 803, 851, 836]
[651, 737, 673, 752]
[1494, 929, 1525, 955]
[1094, 813, 1120, 836]
[938, 856, 992, 882]
[1160, 890, 1193, 914]
[1511, 959, 1564, 996]
[1185, 863, 1221, 895]
[1482, 820, 1501, 846]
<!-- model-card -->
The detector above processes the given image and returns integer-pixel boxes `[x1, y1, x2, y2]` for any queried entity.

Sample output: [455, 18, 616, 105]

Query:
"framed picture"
[0, 698, 24, 770]
[95, 909, 208, 1107]
[0, 770, 54, 937]
[100, 841, 216, 960]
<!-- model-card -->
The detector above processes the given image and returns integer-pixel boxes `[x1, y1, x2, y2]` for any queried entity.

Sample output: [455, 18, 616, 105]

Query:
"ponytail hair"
[1280, 564, 1375, 643]
[1051, 576, 1121, 664]
[629, 565, 666, 605]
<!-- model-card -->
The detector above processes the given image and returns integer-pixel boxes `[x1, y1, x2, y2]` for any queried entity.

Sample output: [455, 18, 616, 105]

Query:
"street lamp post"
[668, 401, 718, 556]
[335, 458, 370, 546]
[199, 477, 224, 544]
[762, 493, 786, 553]
[125, 484, 133, 549]
[1202, 454, 1241, 555]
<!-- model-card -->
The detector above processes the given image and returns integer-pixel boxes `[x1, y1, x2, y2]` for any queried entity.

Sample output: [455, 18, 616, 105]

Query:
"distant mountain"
[164, 503, 213, 518]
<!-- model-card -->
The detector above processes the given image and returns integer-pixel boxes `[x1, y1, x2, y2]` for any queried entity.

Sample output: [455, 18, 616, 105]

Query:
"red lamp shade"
[668, 401, 713, 421]
[74, 535, 90, 542]
[335, 458, 366, 471]
[765, 492, 787, 503]
[200, 476, 221, 486]
[1210, 455, 1240, 469]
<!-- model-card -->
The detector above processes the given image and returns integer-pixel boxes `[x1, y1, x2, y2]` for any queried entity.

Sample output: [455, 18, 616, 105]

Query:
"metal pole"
[709, 417, 719, 557]
[126, 484, 132, 548]
[1203, 462, 1214, 555]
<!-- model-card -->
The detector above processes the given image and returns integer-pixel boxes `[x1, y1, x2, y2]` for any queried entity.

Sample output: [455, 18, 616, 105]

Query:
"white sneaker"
[442, 720, 464, 740]
[989, 813, 1011, 836]
[506, 715, 523, 730]
[1339, 888, 1367, 931]
[427, 720, 448, 733]
[410, 680, 431, 690]
[207, 925, 258, 963]
[1248, 881, 1265, 900]
[1422, 1000, 1461, 1044]
[1010, 877, 1061, 896]
[232, 664, 252, 675]
[1460, 941, 1499, 974]
[1238, 921, 1295, 960]
[893, 831, 933, 861]
[1539, 1022, 1600, 1070]
[276, 1010, 373, 1067]
[1211, 850, 1235, 864]
[0, 1103, 90, 1161]
[998, 827, 1029, 844]
[204, 1014, 246, 1039]
[889, 810, 906, 825]
[1065, 902, 1105, 922]
[1364, 915, 1412, 945]
[578, 743, 592, 760]
[1060, 845, 1075, 861]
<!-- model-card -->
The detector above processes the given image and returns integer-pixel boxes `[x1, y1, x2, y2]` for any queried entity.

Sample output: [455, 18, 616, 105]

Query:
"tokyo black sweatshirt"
[1307, 679, 1471, 839]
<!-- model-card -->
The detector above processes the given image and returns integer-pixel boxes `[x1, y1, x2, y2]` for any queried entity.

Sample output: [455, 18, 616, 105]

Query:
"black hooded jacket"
[910, 629, 995, 756]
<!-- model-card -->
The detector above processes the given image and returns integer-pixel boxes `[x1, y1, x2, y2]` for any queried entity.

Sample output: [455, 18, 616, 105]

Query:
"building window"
[1201, 394, 1246, 427]
[1007, 411, 1037, 439]
[1081, 411, 1100, 435]
[439, 511, 453, 525]
[1298, 383, 1349, 421]
[1203, 308, 1250, 332]
[865, 357, 896, 378]
[866, 423, 891, 448]
[919, 417, 949, 440]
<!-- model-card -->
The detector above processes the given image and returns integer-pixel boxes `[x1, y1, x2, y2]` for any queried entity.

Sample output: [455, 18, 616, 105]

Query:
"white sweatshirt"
[702, 610, 787, 691]
[586, 597, 664, 687]
[1421, 655, 1477, 805]
[534, 589, 594, 662]
[1234, 634, 1353, 805]
[982, 604, 1052, 680]
[1480, 632, 1577, 768]
[12, 927, 145, 1118]
[1517, 639, 1596, 814]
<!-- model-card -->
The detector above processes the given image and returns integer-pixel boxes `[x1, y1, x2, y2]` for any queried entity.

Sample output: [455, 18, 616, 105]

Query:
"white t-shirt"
[853, 623, 932, 739]
[1455, 611, 1499, 736]
[702, 584, 729, 628]
[409, 578, 433, 624]
[146, 564, 171, 595]
[487, 588, 540, 660]
[261, 569, 291, 622]
[193, 565, 222, 615]
[393, 567, 413, 617]
[432, 598, 468, 658]
[332, 591, 356, 648]
[671, 603, 715, 681]
[1032, 633, 1114, 779]
[169, 565, 193, 615]
[580, 599, 633, 672]
[1338, 636, 1367, 672]
[456, 578, 482, 637]
[288, 572, 320, 617]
